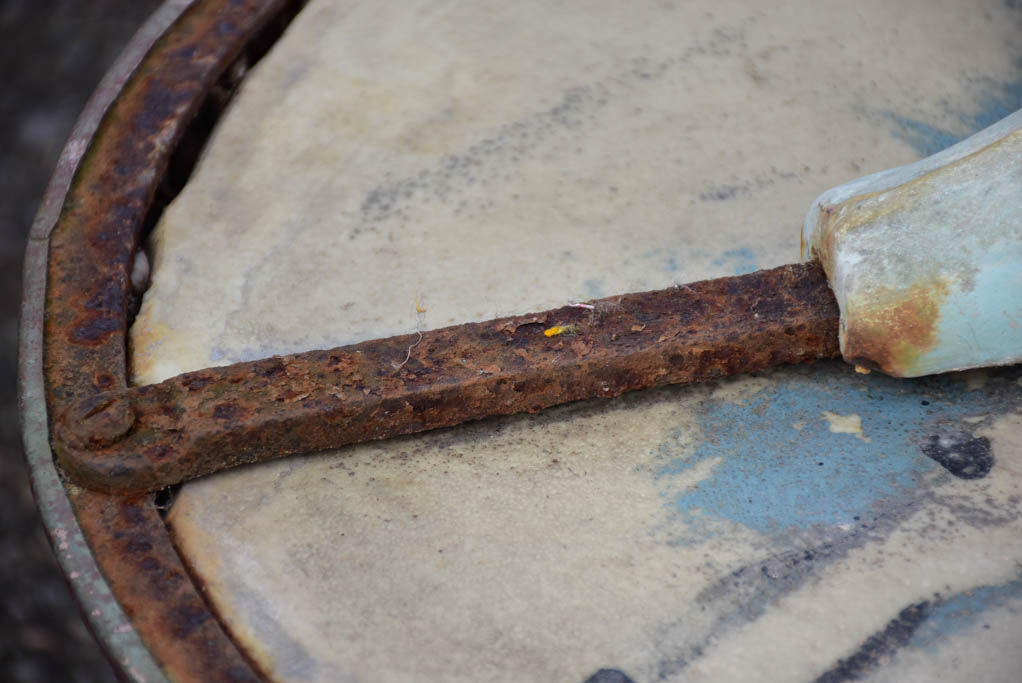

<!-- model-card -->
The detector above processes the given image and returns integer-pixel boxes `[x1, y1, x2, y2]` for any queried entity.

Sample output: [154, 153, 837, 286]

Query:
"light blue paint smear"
[887, 61, 1022, 156]
[909, 574, 1022, 653]
[640, 247, 682, 274]
[654, 364, 1018, 537]
[712, 247, 757, 275]
[919, 245, 1022, 377]
[887, 115, 960, 158]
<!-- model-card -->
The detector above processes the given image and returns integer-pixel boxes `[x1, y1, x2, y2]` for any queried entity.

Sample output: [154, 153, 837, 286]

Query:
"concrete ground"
[1, 1, 162, 681]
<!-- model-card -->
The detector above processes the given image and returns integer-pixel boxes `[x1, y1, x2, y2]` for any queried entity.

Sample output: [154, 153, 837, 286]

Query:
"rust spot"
[254, 358, 287, 377]
[139, 556, 161, 572]
[145, 444, 173, 461]
[212, 402, 241, 420]
[73, 489, 260, 682]
[84, 275, 128, 312]
[169, 603, 212, 639]
[68, 314, 122, 345]
[842, 278, 950, 376]
[93, 372, 116, 390]
[570, 338, 594, 356]
[181, 374, 213, 391]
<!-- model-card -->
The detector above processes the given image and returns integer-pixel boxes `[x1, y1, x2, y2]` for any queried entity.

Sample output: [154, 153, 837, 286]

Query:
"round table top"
[132, 1, 1022, 680]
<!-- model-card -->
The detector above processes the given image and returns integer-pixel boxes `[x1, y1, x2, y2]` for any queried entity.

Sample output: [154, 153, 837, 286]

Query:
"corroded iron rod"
[53, 261, 839, 493]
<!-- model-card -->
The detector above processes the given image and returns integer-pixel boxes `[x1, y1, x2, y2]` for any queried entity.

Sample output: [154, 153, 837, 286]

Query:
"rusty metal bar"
[53, 261, 840, 493]
[71, 488, 263, 682]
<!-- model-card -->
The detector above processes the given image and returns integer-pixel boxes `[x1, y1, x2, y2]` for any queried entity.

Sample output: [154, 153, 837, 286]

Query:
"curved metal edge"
[27, 0, 196, 244]
[19, 2, 196, 681]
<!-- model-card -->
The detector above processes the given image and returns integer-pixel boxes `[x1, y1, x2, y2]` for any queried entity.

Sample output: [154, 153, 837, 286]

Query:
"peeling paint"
[821, 411, 871, 443]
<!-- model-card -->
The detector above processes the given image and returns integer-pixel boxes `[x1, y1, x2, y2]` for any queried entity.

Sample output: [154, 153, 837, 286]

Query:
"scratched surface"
[144, 0, 1022, 681]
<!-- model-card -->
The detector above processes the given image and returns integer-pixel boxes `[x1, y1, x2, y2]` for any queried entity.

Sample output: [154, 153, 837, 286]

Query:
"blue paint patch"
[909, 574, 1022, 653]
[970, 56, 1022, 132]
[641, 248, 682, 274]
[654, 364, 1018, 537]
[885, 115, 960, 158]
[886, 59, 1022, 156]
[711, 247, 757, 275]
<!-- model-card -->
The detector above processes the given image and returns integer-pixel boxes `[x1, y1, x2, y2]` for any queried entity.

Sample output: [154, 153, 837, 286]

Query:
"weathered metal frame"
[21, 0, 842, 679]
[20, 0, 306, 680]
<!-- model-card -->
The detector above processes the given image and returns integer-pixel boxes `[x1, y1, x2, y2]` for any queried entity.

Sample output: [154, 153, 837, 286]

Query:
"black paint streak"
[814, 601, 932, 682]
[921, 432, 994, 479]
[647, 363, 1022, 680]
[654, 540, 845, 679]
[700, 184, 744, 201]
[699, 168, 797, 202]
[583, 669, 636, 683]
[349, 19, 756, 238]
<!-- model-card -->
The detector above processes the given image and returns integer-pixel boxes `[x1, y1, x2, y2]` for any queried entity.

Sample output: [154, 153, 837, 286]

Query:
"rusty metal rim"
[21, 0, 308, 680]
[19, 3, 195, 679]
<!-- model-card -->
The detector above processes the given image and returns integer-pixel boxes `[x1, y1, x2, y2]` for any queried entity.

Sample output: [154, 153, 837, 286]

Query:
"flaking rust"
[53, 261, 840, 494]
[38, 0, 306, 680]
[70, 489, 261, 682]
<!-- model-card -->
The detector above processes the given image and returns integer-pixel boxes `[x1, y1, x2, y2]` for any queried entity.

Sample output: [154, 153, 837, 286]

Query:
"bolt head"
[59, 393, 136, 449]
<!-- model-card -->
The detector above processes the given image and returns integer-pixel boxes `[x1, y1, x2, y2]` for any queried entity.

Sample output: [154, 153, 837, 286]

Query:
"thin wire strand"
[392, 328, 423, 371]
[393, 296, 427, 371]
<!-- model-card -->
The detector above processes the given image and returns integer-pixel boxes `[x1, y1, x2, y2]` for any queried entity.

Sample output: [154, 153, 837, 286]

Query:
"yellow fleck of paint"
[415, 297, 427, 314]
[854, 365, 871, 374]
[822, 411, 871, 442]
[544, 325, 571, 337]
